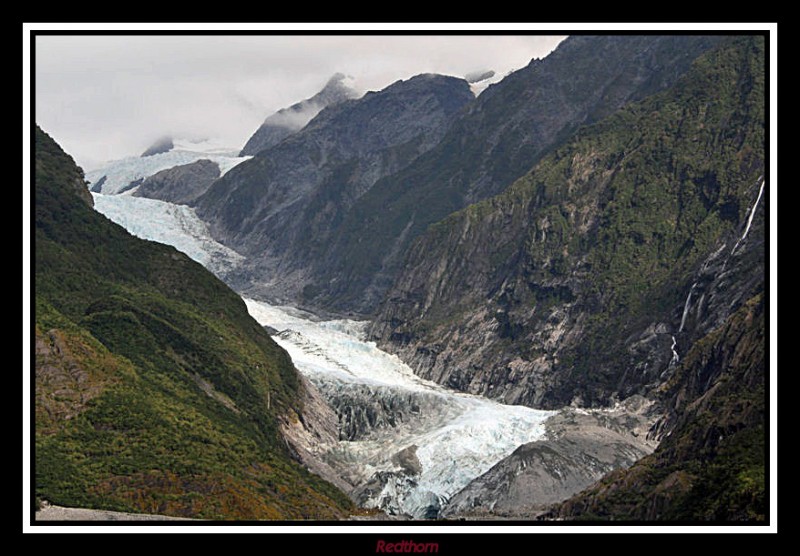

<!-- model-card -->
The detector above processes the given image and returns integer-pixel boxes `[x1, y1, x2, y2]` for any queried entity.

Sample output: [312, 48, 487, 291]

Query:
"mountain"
[141, 136, 174, 157]
[133, 158, 220, 205]
[304, 35, 723, 313]
[239, 73, 359, 157]
[86, 138, 249, 195]
[195, 73, 475, 306]
[368, 35, 765, 520]
[371, 35, 764, 409]
[193, 36, 721, 315]
[34, 126, 353, 519]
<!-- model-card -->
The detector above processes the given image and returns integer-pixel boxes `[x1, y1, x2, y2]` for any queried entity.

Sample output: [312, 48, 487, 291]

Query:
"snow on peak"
[86, 138, 251, 195]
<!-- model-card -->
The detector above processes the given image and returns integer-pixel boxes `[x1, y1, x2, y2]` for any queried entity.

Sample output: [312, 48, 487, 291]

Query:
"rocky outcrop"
[196, 73, 474, 307]
[279, 375, 355, 496]
[141, 136, 174, 157]
[443, 397, 657, 518]
[370, 36, 765, 410]
[240, 73, 359, 156]
[35, 328, 119, 434]
[90, 176, 107, 193]
[546, 293, 765, 521]
[133, 159, 220, 205]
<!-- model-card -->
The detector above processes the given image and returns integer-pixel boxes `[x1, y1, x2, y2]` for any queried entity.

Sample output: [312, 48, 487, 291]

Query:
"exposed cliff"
[371, 36, 765, 411]
[240, 73, 359, 157]
[196, 74, 474, 306]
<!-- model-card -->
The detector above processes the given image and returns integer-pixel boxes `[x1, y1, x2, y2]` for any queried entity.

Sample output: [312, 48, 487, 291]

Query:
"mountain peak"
[141, 136, 174, 157]
[239, 73, 359, 157]
[464, 69, 495, 84]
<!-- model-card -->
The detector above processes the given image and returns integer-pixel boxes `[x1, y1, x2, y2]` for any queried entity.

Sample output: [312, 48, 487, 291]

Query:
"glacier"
[92, 192, 244, 277]
[90, 191, 555, 518]
[86, 138, 251, 195]
[244, 298, 554, 517]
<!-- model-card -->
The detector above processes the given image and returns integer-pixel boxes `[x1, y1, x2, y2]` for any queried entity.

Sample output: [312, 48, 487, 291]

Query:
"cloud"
[34, 34, 566, 170]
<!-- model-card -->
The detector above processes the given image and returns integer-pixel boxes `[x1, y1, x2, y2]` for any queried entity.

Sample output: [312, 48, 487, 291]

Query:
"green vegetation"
[552, 295, 765, 521]
[392, 35, 765, 406]
[313, 36, 721, 312]
[34, 127, 353, 519]
[371, 41, 766, 522]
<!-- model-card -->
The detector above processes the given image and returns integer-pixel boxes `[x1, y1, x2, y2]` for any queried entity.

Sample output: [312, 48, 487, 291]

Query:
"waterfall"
[731, 177, 765, 255]
[678, 282, 697, 333]
[670, 335, 680, 366]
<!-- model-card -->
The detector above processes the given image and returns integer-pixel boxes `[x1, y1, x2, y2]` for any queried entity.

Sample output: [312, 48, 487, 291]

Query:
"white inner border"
[23, 22, 778, 535]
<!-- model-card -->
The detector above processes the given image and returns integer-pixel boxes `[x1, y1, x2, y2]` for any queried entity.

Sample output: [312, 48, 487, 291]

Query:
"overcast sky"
[35, 34, 566, 170]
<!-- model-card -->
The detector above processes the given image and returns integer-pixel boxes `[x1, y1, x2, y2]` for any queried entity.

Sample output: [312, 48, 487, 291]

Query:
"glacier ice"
[244, 297, 554, 518]
[87, 188, 555, 519]
[86, 141, 251, 195]
[92, 193, 243, 276]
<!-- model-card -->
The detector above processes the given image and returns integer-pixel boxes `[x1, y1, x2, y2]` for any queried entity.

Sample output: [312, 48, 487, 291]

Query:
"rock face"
[443, 397, 657, 518]
[370, 36, 765, 412]
[196, 36, 721, 315]
[547, 293, 766, 521]
[196, 73, 475, 306]
[141, 136, 174, 157]
[133, 159, 220, 205]
[279, 374, 355, 496]
[239, 73, 359, 156]
[308, 35, 722, 313]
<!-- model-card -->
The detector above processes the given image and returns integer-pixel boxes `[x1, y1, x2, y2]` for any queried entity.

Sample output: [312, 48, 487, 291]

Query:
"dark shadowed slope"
[34, 126, 353, 519]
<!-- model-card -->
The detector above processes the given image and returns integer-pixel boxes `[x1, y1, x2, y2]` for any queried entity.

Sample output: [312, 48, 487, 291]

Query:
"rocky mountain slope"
[368, 35, 766, 521]
[34, 126, 353, 519]
[240, 73, 359, 157]
[371, 36, 764, 410]
[305, 35, 722, 312]
[442, 396, 657, 518]
[133, 158, 220, 205]
[196, 73, 474, 305]
[546, 291, 765, 520]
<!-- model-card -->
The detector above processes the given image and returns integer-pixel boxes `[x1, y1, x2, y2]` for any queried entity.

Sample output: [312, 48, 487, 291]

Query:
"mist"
[34, 34, 566, 170]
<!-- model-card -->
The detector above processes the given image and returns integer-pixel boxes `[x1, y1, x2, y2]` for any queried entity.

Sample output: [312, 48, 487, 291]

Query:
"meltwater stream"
[92, 191, 554, 518]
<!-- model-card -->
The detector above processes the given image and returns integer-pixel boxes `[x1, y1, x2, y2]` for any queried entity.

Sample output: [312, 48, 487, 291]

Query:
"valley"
[91, 189, 656, 518]
[32, 34, 768, 523]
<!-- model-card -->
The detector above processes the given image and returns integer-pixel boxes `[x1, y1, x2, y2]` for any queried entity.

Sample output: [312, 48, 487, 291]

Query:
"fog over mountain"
[34, 34, 566, 170]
